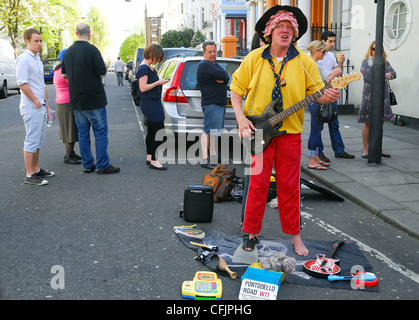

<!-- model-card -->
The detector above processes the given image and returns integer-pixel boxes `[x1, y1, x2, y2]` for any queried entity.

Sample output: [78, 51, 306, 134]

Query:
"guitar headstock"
[331, 73, 361, 89]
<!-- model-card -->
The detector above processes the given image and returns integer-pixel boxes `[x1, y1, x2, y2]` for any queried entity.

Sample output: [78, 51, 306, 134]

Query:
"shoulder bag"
[318, 103, 337, 123]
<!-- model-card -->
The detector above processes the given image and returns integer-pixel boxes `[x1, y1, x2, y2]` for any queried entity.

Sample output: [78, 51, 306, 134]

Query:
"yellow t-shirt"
[230, 44, 324, 134]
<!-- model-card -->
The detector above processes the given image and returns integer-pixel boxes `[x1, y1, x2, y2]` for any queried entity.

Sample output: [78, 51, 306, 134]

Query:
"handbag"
[388, 82, 397, 106]
[318, 103, 337, 123]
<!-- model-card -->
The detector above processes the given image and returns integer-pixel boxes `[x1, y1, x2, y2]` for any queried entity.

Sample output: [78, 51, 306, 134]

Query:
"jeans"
[73, 108, 110, 171]
[308, 101, 345, 156]
[116, 72, 123, 86]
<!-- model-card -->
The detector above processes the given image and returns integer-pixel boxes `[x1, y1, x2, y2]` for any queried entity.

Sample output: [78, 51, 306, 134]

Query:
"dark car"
[43, 58, 61, 83]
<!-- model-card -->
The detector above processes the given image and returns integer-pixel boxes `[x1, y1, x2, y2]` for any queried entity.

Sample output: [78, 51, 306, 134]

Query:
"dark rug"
[176, 229, 378, 292]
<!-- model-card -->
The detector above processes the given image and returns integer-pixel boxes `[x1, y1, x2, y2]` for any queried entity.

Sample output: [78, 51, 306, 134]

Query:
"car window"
[158, 61, 178, 84]
[180, 60, 241, 90]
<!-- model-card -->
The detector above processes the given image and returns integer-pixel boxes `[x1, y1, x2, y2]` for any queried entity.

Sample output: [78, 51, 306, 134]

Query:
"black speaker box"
[182, 184, 214, 223]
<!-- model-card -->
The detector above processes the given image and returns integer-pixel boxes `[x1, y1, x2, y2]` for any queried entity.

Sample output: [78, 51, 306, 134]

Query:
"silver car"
[157, 56, 242, 134]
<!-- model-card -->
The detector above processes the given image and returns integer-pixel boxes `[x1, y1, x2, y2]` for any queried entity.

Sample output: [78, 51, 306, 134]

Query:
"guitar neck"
[269, 84, 329, 127]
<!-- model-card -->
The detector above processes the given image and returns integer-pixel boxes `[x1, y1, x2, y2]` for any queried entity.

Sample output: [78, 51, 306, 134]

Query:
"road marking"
[301, 211, 419, 285]
[132, 99, 145, 134]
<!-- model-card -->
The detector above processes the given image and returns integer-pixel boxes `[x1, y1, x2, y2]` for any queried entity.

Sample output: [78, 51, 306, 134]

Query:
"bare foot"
[292, 233, 309, 256]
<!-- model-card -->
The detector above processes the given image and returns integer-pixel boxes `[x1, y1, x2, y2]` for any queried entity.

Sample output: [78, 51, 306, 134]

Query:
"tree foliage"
[119, 33, 144, 63]
[0, 0, 80, 57]
[86, 6, 111, 54]
[160, 28, 205, 48]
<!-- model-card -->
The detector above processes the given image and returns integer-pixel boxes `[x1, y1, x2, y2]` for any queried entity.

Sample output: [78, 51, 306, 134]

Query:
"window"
[392, 3, 407, 38]
[384, 0, 412, 49]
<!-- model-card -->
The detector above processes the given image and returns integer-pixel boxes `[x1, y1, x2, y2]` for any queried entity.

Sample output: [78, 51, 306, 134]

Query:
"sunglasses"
[371, 47, 376, 51]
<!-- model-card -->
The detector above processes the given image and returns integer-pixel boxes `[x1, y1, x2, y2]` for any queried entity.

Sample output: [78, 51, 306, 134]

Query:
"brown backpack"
[202, 164, 236, 202]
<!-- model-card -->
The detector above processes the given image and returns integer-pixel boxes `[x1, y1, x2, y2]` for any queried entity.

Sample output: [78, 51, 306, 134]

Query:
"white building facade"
[176, 0, 418, 121]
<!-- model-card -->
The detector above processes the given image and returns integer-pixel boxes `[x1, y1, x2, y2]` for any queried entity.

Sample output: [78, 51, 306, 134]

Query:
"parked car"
[125, 60, 133, 81]
[42, 58, 60, 83]
[130, 47, 202, 83]
[157, 56, 242, 134]
[0, 39, 19, 98]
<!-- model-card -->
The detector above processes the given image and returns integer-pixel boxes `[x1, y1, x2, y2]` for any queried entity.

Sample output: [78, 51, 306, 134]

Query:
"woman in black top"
[137, 44, 169, 170]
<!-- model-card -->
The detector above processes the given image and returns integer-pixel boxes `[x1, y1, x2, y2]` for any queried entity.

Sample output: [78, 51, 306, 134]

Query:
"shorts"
[202, 104, 226, 135]
[20, 104, 47, 153]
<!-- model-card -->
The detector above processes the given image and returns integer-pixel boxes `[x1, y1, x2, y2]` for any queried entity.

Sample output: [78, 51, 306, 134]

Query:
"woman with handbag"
[359, 41, 397, 159]
[306, 41, 342, 170]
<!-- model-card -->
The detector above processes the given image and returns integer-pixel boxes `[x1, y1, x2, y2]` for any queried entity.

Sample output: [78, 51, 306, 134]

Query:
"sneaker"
[35, 168, 55, 177]
[335, 152, 355, 159]
[64, 155, 82, 164]
[96, 165, 120, 174]
[24, 175, 48, 186]
[83, 164, 96, 173]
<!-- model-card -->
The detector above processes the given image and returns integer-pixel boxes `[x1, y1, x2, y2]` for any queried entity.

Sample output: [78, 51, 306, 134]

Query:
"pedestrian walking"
[115, 57, 124, 86]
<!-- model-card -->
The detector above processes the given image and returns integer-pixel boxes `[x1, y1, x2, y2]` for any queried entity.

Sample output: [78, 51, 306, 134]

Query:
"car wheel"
[0, 81, 7, 99]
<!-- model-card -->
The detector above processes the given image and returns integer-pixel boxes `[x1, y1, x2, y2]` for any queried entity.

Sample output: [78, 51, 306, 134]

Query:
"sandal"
[243, 235, 259, 251]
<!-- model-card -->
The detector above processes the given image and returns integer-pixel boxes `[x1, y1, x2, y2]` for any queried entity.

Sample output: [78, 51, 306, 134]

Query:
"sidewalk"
[300, 111, 419, 239]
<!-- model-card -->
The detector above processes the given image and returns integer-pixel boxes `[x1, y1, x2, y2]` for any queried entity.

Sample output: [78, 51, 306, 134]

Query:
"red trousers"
[243, 134, 302, 235]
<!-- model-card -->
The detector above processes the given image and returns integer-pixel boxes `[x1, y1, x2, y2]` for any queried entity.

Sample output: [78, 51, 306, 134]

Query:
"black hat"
[255, 5, 308, 43]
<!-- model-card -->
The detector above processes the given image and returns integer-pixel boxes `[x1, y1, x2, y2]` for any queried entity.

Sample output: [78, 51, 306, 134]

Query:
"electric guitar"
[245, 73, 361, 155]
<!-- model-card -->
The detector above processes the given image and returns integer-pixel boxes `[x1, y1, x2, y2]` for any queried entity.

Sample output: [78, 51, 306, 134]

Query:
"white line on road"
[301, 211, 419, 285]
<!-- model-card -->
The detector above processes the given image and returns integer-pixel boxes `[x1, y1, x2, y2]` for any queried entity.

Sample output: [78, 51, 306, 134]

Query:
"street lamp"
[369, 0, 385, 164]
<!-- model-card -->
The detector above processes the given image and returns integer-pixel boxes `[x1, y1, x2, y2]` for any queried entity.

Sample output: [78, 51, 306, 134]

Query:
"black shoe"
[70, 151, 81, 160]
[381, 153, 391, 158]
[201, 163, 216, 170]
[319, 154, 330, 163]
[83, 165, 96, 173]
[96, 165, 120, 174]
[24, 175, 48, 186]
[64, 155, 82, 164]
[335, 152, 355, 159]
[149, 163, 167, 170]
[35, 168, 55, 177]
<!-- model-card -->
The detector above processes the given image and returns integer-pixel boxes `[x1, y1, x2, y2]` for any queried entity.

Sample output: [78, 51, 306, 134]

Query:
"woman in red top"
[53, 48, 81, 164]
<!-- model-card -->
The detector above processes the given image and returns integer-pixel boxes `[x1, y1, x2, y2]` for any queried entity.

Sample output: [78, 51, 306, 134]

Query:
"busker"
[230, 6, 341, 256]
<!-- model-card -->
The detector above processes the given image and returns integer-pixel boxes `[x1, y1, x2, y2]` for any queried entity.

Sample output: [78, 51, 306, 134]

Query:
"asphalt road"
[1, 73, 418, 309]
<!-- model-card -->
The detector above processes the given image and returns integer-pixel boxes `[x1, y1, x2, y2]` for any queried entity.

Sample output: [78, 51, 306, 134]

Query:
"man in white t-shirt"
[115, 57, 124, 86]
[316, 31, 355, 161]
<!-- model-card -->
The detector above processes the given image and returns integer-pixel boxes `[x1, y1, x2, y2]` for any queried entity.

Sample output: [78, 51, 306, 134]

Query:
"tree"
[86, 6, 111, 54]
[0, 0, 80, 57]
[160, 28, 205, 48]
[0, 0, 43, 57]
[119, 33, 144, 63]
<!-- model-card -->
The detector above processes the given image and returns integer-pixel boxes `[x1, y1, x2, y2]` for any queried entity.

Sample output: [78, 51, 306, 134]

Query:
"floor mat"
[176, 229, 378, 292]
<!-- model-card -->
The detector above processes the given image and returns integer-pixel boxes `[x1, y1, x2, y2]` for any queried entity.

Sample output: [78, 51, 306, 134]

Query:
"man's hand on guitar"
[238, 117, 256, 139]
[317, 88, 341, 105]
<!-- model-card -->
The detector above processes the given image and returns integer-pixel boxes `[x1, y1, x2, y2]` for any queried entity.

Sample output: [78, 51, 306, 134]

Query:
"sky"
[80, 0, 168, 60]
